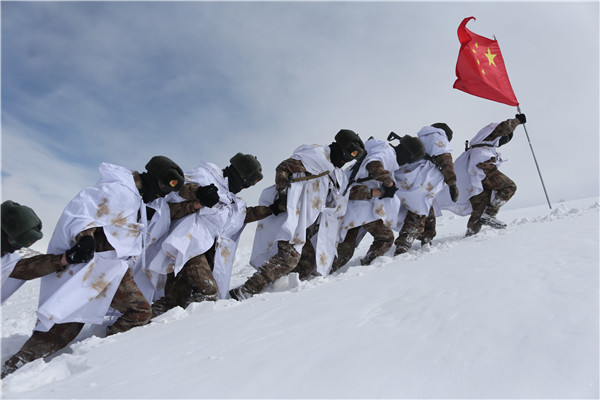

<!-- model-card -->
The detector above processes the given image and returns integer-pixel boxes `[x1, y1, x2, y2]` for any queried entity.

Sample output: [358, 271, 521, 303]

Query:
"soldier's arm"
[244, 205, 274, 223]
[9, 254, 66, 280]
[169, 183, 203, 220]
[484, 118, 520, 142]
[275, 158, 306, 191]
[430, 153, 457, 186]
[349, 185, 375, 200]
[365, 160, 394, 187]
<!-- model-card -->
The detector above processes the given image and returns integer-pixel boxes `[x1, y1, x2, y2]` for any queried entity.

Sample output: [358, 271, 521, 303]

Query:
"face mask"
[224, 166, 246, 194]
[396, 145, 424, 166]
[1, 230, 22, 255]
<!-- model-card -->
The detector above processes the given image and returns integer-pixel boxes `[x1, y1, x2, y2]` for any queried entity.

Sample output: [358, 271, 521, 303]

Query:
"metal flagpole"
[517, 105, 552, 209]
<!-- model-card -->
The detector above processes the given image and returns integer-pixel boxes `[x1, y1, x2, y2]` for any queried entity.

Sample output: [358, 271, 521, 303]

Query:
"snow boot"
[360, 251, 378, 266]
[479, 213, 507, 229]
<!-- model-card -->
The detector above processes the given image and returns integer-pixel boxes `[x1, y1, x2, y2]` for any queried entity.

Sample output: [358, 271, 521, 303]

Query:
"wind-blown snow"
[1, 198, 598, 399]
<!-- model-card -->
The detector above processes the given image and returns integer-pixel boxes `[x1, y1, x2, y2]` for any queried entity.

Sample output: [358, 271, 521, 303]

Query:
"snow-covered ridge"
[1, 198, 598, 398]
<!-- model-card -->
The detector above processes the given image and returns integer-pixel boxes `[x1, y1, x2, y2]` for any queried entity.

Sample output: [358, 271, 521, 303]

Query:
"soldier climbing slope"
[2, 156, 186, 378]
[437, 114, 525, 236]
[393, 123, 459, 254]
[229, 129, 364, 300]
[330, 137, 400, 272]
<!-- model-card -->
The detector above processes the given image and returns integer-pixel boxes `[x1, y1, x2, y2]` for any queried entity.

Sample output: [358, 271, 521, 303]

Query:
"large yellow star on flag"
[484, 48, 497, 66]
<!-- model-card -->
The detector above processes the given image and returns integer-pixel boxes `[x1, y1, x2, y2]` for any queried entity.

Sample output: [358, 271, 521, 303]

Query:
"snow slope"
[1, 198, 598, 399]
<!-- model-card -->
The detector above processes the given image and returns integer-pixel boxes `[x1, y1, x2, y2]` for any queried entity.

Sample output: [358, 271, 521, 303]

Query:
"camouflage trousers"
[1, 267, 151, 378]
[331, 219, 395, 271]
[151, 250, 218, 318]
[467, 167, 517, 235]
[394, 207, 436, 255]
[232, 240, 302, 299]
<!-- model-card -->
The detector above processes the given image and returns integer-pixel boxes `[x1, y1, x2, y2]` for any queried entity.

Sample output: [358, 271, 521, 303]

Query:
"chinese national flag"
[453, 17, 519, 106]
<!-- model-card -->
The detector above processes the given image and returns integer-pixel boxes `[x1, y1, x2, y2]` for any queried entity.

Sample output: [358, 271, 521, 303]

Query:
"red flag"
[453, 17, 519, 106]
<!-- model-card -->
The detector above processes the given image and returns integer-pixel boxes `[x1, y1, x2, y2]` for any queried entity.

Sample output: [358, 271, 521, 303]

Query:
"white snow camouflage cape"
[1, 252, 25, 304]
[437, 122, 504, 216]
[250, 144, 348, 277]
[338, 138, 400, 241]
[393, 126, 453, 230]
[141, 162, 247, 301]
[35, 163, 148, 332]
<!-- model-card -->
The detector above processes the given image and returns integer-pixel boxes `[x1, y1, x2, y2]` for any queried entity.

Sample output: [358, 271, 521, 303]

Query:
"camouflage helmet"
[396, 135, 426, 165]
[145, 156, 185, 192]
[431, 122, 453, 142]
[334, 129, 365, 162]
[230, 153, 263, 187]
[1, 200, 43, 247]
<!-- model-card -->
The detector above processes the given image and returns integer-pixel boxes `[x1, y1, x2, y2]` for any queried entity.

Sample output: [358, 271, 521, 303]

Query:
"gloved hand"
[65, 235, 95, 264]
[269, 191, 287, 215]
[195, 184, 219, 208]
[515, 113, 527, 124]
[449, 184, 459, 202]
[379, 183, 398, 199]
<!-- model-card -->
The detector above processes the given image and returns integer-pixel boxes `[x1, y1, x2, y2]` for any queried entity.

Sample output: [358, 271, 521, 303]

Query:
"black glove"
[195, 184, 219, 208]
[65, 235, 95, 264]
[449, 184, 459, 202]
[269, 191, 287, 216]
[379, 183, 398, 199]
[515, 113, 526, 124]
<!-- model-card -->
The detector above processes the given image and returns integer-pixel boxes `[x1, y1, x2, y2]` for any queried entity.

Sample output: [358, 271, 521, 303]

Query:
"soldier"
[146, 153, 272, 317]
[438, 114, 525, 236]
[393, 123, 458, 255]
[229, 129, 364, 299]
[330, 137, 400, 271]
[2, 156, 186, 378]
[1, 201, 95, 304]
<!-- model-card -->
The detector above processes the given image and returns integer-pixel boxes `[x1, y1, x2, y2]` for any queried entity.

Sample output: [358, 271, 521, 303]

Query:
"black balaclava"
[139, 172, 164, 203]
[223, 166, 246, 194]
[1, 230, 22, 256]
[329, 142, 346, 168]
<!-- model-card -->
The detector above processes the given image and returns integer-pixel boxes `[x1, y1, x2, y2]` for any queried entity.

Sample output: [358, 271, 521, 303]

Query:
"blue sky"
[2, 1, 598, 252]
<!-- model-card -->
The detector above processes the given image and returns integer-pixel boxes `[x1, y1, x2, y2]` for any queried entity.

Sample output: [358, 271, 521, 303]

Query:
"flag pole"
[517, 105, 552, 209]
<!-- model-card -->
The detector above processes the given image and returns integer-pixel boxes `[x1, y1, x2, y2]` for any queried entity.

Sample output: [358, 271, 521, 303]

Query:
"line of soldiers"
[1, 113, 525, 377]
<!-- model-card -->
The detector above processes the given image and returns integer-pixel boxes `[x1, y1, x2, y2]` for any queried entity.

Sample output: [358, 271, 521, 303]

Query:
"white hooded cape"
[393, 126, 453, 230]
[250, 144, 348, 277]
[1, 252, 25, 304]
[338, 139, 400, 242]
[35, 163, 147, 332]
[437, 123, 504, 216]
[141, 161, 247, 301]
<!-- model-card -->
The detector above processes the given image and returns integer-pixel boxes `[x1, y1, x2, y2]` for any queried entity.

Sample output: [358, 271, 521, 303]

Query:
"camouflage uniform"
[151, 204, 273, 317]
[395, 152, 457, 254]
[331, 160, 396, 271]
[466, 118, 519, 236]
[1, 177, 198, 378]
[6, 253, 65, 280]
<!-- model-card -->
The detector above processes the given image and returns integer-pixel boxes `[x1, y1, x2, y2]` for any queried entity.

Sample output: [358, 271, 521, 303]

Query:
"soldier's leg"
[482, 169, 517, 217]
[179, 254, 218, 306]
[106, 268, 152, 336]
[1, 322, 84, 378]
[418, 207, 437, 246]
[229, 240, 301, 300]
[330, 227, 360, 272]
[394, 211, 426, 255]
[291, 239, 317, 280]
[466, 189, 491, 236]
[151, 272, 193, 318]
[361, 220, 394, 265]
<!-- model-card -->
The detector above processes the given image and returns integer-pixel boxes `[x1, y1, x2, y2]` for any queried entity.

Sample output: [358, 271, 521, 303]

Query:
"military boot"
[151, 296, 178, 318]
[229, 271, 270, 301]
[360, 251, 378, 266]
[479, 213, 507, 229]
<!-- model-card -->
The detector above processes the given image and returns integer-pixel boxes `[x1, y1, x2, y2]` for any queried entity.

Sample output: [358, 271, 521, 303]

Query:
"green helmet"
[431, 122, 453, 142]
[334, 129, 365, 161]
[145, 156, 185, 192]
[230, 153, 263, 187]
[1, 200, 43, 247]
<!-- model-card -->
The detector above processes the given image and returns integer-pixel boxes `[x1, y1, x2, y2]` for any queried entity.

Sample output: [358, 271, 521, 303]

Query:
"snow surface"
[1, 198, 598, 399]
